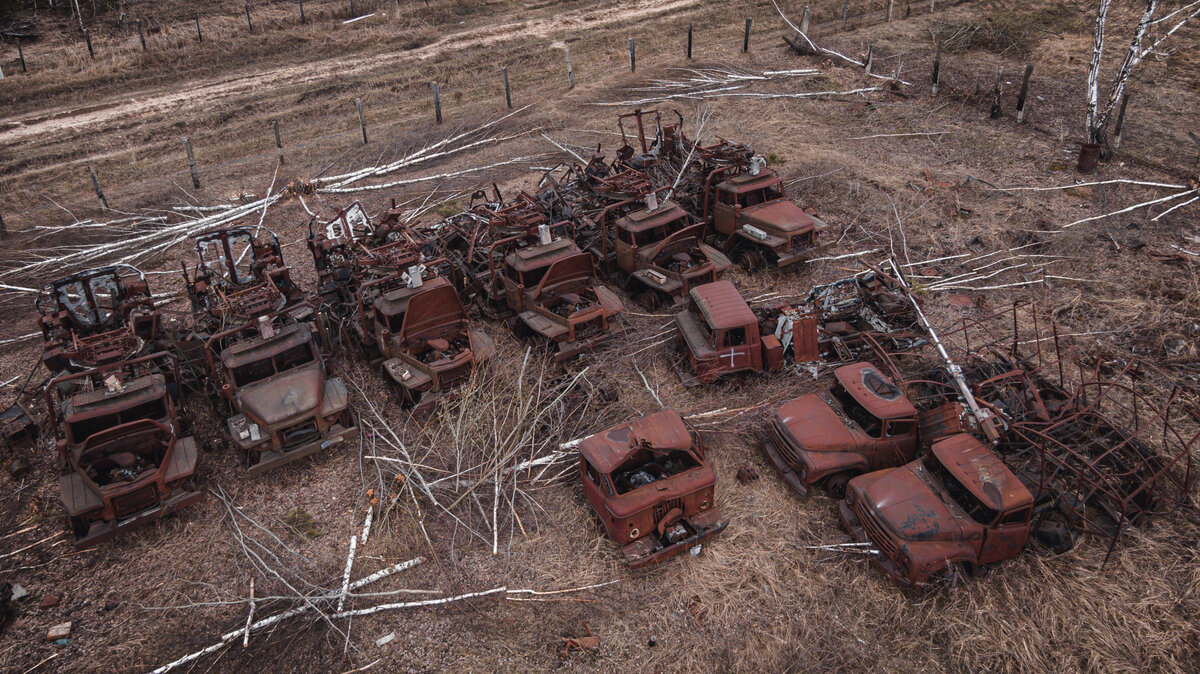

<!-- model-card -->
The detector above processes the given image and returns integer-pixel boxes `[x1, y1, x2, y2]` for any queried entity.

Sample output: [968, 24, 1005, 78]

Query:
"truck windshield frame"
[922, 452, 1002, 525]
[831, 381, 884, 437]
[610, 448, 702, 495]
[231, 341, 315, 387]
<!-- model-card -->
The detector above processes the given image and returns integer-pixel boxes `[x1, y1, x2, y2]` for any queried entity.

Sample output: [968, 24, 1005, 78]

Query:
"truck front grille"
[855, 501, 898, 560]
[770, 419, 802, 467]
[114, 485, 159, 518]
[654, 497, 684, 525]
[281, 420, 319, 449]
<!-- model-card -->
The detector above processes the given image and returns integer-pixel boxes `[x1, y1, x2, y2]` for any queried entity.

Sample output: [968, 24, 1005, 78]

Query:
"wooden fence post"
[356, 98, 367, 143]
[194, 13, 203, 42]
[432, 83, 442, 124]
[1016, 64, 1033, 123]
[183, 138, 201, 188]
[299, 0, 306, 24]
[865, 45, 874, 75]
[629, 37, 635, 71]
[16, 39, 26, 71]
[137, 20, 146, 50]
[84, 28, 94, 59]
[686, 22, 693, 59]
[272, 120, 284, 164]
[743, 17, 752, 52]
[800, 6, 810, 33]
[842, 0, 850, 29]
[990, 67, 1004, 119]
[932, 42, 942, 95]
[887, 0, 894, 21]
[929, 0, 935, 11]
[350, 0, 356, 17]
[88, 162, 109, 211]
[245, 4, 253, 32]
[565, 47, 574, 88]
[1112, 93, 1130, 152]
[503, 67, 512, 108]
[0, 213, 7, 239]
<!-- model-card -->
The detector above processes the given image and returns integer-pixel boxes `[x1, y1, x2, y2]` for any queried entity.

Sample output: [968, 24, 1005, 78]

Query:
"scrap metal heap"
[577, 409, 727, 568]
[183, 226, 358, 475]
[43, 353, 200, 549]
[36, 264, 161, 376]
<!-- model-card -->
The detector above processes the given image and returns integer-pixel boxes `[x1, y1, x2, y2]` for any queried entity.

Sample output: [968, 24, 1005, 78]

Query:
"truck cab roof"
[615, 201, 688, 234]
[504, 238, 580, 273]
[689, 280, 755, 330]
[834, 363, 916, 421]
[579, 409, 693, 475]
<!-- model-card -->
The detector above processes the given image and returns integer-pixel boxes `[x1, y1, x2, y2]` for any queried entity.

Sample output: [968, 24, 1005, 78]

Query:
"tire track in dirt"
[0, 0, 699, 146]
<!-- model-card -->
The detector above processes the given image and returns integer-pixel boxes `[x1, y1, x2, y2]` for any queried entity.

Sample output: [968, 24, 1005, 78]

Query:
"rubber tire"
[736, 249, 763, 271]
[636, 290, 663, 310]
[823, 471, 855, 499]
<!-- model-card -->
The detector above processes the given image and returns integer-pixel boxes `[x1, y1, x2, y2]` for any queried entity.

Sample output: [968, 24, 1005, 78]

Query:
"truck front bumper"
[756, 429, 808, 498]
[621, 509, 727, 569]
[248, 423, 360, 477]
[837, 500, 915, 588]
[75, 488, 204, 550]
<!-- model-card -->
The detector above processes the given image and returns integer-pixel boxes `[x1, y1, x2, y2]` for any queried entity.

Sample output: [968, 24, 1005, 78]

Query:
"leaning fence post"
[0, 213, 7, 239]
[932, 42, 942, 95]
[1016, 64, 1033, 123]
[298, 0, 306, 24]
[349, 0, 356, 17]
[356, 98, 368, 143]
[272, 120, 284, 164]
[137, 20, 146, 50]
[16, 38, 26, 72]
[245, 4, 253, 32]
[183, 137, 201, 188]
[841, 0, 850, 29]
[865, 45, 874, 75]
[887, 0, 894, 21]
[88, 162, 108, 210]
[800, 6, 811, 33]
[1112, 93, 1130, 152]
[686, 22, 693, 59]
[503, 67, 512, 108]
[194, 13, 203, 42]
[629, 37, 636, 71]
[564, 47, 574, 88]
[990, 66, 1003, 119]
[84, 28, 94, 59]
[929, 0, 935, 11]
[743, 17, 752, 52]
[432, 83, 442, 124]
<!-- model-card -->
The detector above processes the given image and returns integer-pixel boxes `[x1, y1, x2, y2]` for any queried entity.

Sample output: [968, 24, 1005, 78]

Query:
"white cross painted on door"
[724, 349, 743, 367]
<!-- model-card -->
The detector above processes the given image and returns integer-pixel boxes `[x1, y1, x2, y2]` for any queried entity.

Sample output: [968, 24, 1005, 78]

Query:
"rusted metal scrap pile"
[2, 108, 1196, 598]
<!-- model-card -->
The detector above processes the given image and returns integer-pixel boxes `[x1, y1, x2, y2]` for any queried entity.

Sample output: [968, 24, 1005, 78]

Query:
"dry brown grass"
[1, 0, 1200, 671]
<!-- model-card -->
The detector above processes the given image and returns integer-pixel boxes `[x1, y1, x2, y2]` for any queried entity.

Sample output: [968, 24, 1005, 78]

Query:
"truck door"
[875, 418, 917, 469]
[719, 326, 755, 372]
[581, 458, 616, 538]
[615, 226, 636, 275]
[713, 188, 737, 237]
[979, 507, 1032, 565]
[502, 265, 524, 312]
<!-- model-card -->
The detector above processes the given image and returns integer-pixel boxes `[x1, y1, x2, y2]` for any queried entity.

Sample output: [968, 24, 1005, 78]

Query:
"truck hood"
[743, 200, 816, 235]
[776, 394, 858, 453]
[859, 465, 964, 542]
[237, 366, 324, 428]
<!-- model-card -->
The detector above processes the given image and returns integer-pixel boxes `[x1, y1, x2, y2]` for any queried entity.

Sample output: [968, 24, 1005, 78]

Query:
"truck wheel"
[933, 562, 970, 587]
[823, 472, 855, 499]
[635, 290, 663, 310]
[736, 250, 763, 271]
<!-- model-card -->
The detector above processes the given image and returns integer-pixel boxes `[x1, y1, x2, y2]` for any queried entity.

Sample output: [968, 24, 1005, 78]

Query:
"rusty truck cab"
[578, 409, 727, 568]
[503, 236, 624, 362]
[609, 198, 731, 308]
[365, 274, 495, 406]
[46, 355, 200, 549]
[708, 166, 828, 269]
[209, 321, 358, 475]
[839, 433, 1034, 587]
[760, 362, 920, 498]
[674, 280, 783, 385]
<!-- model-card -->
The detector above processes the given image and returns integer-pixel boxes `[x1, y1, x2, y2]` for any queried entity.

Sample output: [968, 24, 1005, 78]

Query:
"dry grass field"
[2, 0, 1200, 672]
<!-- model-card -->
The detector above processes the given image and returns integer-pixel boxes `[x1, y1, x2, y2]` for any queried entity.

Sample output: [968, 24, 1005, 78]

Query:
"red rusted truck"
[44, 353, 201, 549]
[758, 362, 971, 498]
[673, 280, 786, 386]
[355, 266, 495, 408]
[838, 433, 1035, 587]
[577, 409, 727, 568]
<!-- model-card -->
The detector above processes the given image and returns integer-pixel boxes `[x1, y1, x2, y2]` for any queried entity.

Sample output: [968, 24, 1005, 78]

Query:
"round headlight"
[629, 527, 640, 539]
